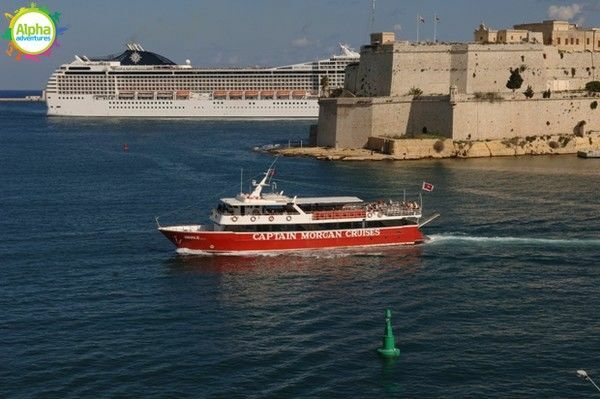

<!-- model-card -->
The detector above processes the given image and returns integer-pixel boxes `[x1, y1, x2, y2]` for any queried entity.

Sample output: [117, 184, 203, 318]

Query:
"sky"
[1, 0, 599, 89]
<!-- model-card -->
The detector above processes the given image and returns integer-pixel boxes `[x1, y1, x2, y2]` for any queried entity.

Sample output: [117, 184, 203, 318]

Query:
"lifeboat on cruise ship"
[260, 90, 275, 98]
[118, 91, 134, 99]
[176, 90, 190, 99]
[244, 90, 259, 98]
[276, 90, 291, 98]
[137, 91, 154, 99]
[292, 90, 307, 98]
[229, 90, 243, 98]
[213, 90, 227, 98]
[157, 91, 173, 99]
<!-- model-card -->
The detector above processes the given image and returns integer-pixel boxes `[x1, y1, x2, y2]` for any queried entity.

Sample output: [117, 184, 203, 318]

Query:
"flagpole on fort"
[433, 14, 438, 43]
[370, 0, 376, 33]
[416, 15, 420, 43]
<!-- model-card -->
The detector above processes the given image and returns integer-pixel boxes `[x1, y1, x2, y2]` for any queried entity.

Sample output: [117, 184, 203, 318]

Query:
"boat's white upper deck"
[220, 196, 363, 207]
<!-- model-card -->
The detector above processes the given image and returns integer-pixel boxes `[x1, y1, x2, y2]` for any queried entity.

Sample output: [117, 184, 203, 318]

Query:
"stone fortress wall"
[347, 41, 599, 95]
[316, 25, 600, 149]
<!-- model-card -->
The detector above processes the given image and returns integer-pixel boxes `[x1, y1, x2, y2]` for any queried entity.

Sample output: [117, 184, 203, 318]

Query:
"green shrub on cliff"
[474, 91, 503, 102]
[523, 86, 534, 98]
[506, 68, 524, 92]
[320, 76, 330, 93]
[585, 81, 600, 93]
[408, 87, 423, 97]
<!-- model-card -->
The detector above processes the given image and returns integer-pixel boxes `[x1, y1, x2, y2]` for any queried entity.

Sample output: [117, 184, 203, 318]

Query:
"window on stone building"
[571, 38, 575, 45]
[587, 38, 591, 45]
[576, 39, 580, 45]
[557, 38, 561, 44]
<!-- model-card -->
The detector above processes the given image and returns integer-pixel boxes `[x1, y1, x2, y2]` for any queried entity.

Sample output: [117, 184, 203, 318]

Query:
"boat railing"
[365, 201, 422, 218]
[312, 209, 366, 220]
[379, 207, 421, 217]
[213, 205, 420, 221]
[161, 224, 208, 232]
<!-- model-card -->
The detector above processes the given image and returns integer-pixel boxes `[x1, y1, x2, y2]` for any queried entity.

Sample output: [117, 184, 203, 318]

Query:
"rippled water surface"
[2, 103, 599, 398]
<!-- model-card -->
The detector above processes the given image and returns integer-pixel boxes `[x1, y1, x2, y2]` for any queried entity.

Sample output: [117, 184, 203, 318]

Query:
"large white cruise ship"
[45, 43, 359, 118]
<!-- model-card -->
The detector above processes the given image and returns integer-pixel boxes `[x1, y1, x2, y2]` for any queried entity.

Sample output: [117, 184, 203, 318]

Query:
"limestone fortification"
[315, 26, 600, 152]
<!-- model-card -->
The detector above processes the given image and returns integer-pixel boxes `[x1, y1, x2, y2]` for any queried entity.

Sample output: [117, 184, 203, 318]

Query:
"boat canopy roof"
[220, 196, 363, 207]
[296, 196, 363, 205]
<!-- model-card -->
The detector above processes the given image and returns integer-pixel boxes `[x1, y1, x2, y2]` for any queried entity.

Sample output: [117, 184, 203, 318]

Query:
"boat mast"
[248, 157, 279, 198]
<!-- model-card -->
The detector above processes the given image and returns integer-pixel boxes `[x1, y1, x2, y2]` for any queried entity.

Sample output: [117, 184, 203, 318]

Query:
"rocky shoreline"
[265, 132, 600, 161]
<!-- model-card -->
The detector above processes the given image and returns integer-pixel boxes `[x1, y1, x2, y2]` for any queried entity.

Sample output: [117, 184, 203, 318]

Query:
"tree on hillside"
[506, 68, 524, 92]
[523, 85, 534, 98]
[320, 76, 330, 96]
[408, 87, 423, 97]
[585, 81, 600, 93]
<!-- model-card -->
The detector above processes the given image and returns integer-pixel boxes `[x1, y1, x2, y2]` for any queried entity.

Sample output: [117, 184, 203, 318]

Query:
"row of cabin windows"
[58, 85, 320, 91]
[108, 106, 184, 109]
[226, 220, 415, 232]
[208, 105, 316, 109]
[59, 78, 323, 84]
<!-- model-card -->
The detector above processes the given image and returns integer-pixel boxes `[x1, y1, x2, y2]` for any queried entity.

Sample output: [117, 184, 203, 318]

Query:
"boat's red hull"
[159, 225, 425, 254]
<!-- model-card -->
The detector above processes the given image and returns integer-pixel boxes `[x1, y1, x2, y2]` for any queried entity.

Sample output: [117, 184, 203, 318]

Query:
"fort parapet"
[315, 29, 600, 149]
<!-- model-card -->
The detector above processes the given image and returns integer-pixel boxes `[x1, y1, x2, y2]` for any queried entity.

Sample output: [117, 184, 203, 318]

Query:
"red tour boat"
[157, 163, 439, 254]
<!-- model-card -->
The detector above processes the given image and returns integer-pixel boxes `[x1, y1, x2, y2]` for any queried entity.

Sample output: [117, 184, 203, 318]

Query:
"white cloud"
[291, 37, 310, 48]
[548, 4, 583, 20]
[393, 24, 402, 31]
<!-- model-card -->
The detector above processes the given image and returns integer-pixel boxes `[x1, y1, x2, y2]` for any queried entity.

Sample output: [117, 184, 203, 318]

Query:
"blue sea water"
[0, 90, 42, 98]
[1, 102, 599, 398]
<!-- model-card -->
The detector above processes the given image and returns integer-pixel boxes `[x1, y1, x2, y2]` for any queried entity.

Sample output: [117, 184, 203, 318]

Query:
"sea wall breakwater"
[269, 131, 600, 161]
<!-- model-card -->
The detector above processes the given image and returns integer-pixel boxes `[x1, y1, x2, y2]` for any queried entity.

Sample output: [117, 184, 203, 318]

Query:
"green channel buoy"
[377, 309, 401, 358]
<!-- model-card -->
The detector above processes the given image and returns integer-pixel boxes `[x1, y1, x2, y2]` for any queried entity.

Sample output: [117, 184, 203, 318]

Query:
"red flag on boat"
[422, 182, 434, 192]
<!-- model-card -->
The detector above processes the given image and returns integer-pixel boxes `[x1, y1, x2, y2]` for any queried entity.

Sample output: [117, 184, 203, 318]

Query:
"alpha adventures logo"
[2, 2, 67, 61]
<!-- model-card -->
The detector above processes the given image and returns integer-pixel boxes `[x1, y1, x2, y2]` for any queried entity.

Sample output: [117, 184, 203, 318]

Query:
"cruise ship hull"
[46, 97, 319, 118]
[45, 43, 360, 118]
[159, 225, 425, 254]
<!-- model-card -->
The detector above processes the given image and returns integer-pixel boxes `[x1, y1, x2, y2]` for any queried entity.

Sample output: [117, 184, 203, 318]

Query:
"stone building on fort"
[474, 20, 600, 52]
[315, 22, 600, 149]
